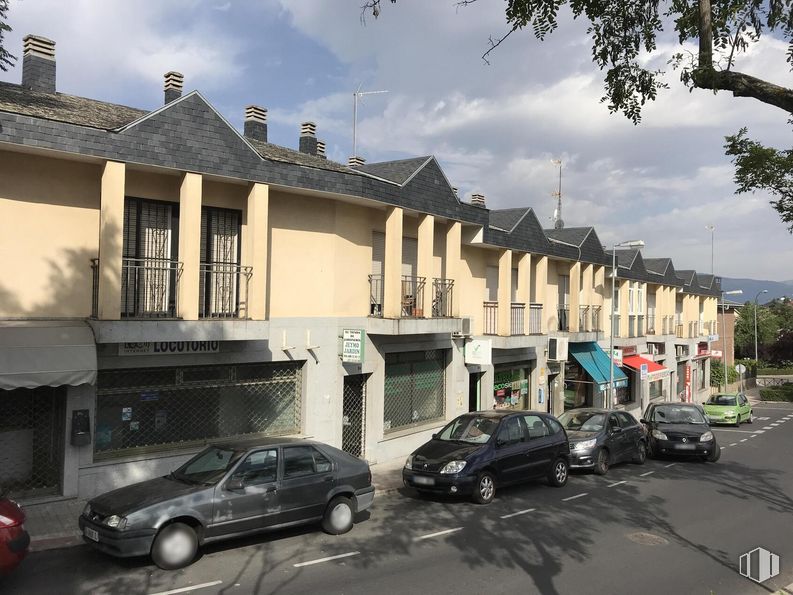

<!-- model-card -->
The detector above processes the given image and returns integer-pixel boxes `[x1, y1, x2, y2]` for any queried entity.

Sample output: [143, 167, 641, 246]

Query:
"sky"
[1, 0, 792, 281]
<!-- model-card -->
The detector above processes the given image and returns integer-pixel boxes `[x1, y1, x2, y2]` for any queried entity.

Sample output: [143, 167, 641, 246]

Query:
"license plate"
[84, 527, 99, 542]
[413, 476, 435, 486]
[675, 443, 696, 450]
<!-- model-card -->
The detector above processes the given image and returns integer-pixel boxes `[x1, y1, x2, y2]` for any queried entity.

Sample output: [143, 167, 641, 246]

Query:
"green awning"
[568, 342, 628, 390]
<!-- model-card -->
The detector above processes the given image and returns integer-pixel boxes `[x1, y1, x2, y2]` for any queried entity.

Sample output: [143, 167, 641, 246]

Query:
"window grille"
[383, 350, 446, 433]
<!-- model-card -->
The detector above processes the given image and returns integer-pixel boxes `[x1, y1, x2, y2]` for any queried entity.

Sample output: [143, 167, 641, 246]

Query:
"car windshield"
[436, 416, 500, 444]
[651, 405, 707, 424]
[707, 395, 737, 406]
[172, 446, 244, 485]
[558, 411, 605, 432]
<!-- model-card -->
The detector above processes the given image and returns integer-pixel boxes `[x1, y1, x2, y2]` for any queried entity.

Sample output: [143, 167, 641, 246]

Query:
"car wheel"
[734, 415, 741, 428]
[151, 522, 198, 570]
[632, 441, 647, 465]
[472, 471, 496, 505]
[594, 449, 609, 475]
[548, 458, 569, 487]
[646, 441, 657, 460]
[706, 446, 721, 463]
[746, 412, 753, 424]
[322, 496, 355, 535]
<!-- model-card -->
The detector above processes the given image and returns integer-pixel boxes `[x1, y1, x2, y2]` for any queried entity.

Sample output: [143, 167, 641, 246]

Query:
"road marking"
[149, 582, 223, 595]
[740, 439, 748, 442]
[293, 552, 360, 567]
[414, 528, 463, 541]
[711, 429, 757, 433]
[756, 416, 771, 421]
[729, 442, 738, 446]
[664, 463, 677, 468]
[763, 426, 774, 430]
[562, 493, 589, 502]
[500, 508, 536, 519]
[753, 430, 765, 434]
[608, 481, 627, 487]
[640, 471, 655, 477]
[750, 434, 758, 438]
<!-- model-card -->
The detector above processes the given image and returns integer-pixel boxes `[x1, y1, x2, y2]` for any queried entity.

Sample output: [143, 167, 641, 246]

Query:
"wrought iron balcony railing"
[579, 306, 590, 332]
[511, 302, 525, 336]
[198, 263, 252, 319]
[529, 303, 543, 334]
[646, 315, 656, 335]
[591, 305, 602, 332]
[401, 276, 426, 318]
[369, 274, 383, 317]
[483, 301, 498, 335]
[558, 305, 570, 332]
[432, 278, 454, 318]
[97, 257, 184, 319]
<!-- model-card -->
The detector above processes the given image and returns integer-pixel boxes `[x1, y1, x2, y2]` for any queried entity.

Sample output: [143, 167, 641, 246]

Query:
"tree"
[363, 0, 793, 231]
[0, 0, 15, 72]
[734, 302, 778, 358]
[766, 298, 793, 363]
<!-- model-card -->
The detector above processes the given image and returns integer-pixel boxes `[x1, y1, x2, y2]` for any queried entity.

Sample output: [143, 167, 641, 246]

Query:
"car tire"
[646, 441, 657, 460]
[151, 522, 198, 570]
[734, 415, 741, 428]
[746, 412, 753, 424]
[322, 496, 355, 535]
[472, 471, 496, 505]
[632, 441, 647, 465]
[548, 458, 569, 487]
[594, 449, 609, 475]
[706, 445, 721, 463]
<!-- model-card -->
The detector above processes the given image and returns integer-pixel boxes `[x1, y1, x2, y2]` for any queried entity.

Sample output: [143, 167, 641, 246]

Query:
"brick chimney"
[348, 156, 366, 167]
[316, 140, 327, 159]
[164, 71, 184, 104]
[21, 35, 56, 93]
[244, 105, 268, 142]
[299, 122, 317, 155]
[471, 193, 486, 208]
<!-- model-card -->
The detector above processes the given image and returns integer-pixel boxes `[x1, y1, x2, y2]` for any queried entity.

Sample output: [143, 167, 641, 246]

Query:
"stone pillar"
[569, 261, 581, 332]
[383, 206, 403, 318]
[417, 214, 434, 317]
[517, 253, 531, 333]
[246, 182, 269, 320]
[497, 249, 512, 336]
[582, 264, 594, 330]
[534, 256, 548, 333]
[98, 160, 125, 320]
[178, 172, 202, 320]
[445, 221, 461, 317]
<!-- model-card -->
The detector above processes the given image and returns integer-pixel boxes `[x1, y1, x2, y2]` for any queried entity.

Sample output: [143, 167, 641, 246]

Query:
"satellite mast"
[353, 85, 389, 158]
[551, 159, 564, 230]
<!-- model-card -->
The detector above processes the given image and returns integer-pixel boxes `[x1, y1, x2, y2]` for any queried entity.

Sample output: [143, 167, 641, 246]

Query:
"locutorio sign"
[119, 341, 221, 356]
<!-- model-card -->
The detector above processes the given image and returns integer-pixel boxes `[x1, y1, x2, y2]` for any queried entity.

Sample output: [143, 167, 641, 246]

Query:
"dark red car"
[0, 494, 29, 576]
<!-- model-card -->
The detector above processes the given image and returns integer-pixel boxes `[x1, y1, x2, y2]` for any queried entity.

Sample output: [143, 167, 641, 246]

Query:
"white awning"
[0, 321, 97, 390]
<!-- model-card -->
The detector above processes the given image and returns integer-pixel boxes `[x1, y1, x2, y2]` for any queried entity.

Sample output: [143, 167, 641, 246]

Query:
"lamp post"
[608, 239, 645, 409]
[754, 289, 768, 361]
[721, 289, 743, 391]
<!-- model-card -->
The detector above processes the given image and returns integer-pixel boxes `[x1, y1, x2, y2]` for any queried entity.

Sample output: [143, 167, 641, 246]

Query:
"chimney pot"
[471, 193, 486, 207]
[316, 140, 326, 159]
[348, 156, 366, 167]
[299, 121, 318, 155]
[452, 187, 458, 197]
[244, 105, 268, 142]
[21, 34, 56, 93]
[164, 71, 184, 104]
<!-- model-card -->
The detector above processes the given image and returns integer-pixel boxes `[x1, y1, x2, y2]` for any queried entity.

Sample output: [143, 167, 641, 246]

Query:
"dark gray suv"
[79, 438, 374, 569]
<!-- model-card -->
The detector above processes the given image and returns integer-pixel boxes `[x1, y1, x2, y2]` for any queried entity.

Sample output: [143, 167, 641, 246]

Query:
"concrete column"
[534, 256, 548, 333]
[569, 261, 581, 332]
[497, 249, 512, 336]
[516, 253, 531, 333]
[383, 206, 403, 318]
[582, 263, 593, 330]
[178, 172, 202, 320]
[246, 182, 269, 320]
[619, 280, 629, 338]
[593, 265, 605, 331]
[417, 214, 434, 317]
[445, 221, 461, 317]
[98, 161, 125, 320]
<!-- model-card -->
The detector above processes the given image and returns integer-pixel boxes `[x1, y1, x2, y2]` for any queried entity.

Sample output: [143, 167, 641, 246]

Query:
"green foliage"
[759, 383, 793, 401]
[710, 363, 738, 387]
[0, 0, 14, 72]
[759, 367, 793, 375]
[734, 302, 779, 357]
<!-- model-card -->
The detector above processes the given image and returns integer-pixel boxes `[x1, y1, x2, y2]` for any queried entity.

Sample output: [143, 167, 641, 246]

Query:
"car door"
[615, 412, 641, 462]
[493, 416, 532, 484]
[209, 448, 280, 538]
[738, 393, 751, 419]
[522, 414, 559, 477]
[277, 445, 335, 524]
[604, 413, 628, 462]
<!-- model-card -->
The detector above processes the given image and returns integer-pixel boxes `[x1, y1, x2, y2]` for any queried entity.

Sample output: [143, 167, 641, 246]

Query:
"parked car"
[79, 438, 375, 570]
[703, 393, 753, 426]
[641, 403, 720, 462]
[402, 410, 570, 505]
[558, 408, 646, 475]
[0, 492, 29, 576]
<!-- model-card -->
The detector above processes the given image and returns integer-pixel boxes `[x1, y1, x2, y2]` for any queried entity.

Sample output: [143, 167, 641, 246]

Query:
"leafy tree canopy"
[0, 0, 14, 72]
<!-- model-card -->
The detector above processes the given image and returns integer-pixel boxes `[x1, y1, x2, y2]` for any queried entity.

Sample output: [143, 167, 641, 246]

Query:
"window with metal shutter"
[402, 237, 417, 278]
[485, 266, 499, 301]
[371, 231, 385, 276]
[511, 267, 519, 302]
[200, 207, 242, 317]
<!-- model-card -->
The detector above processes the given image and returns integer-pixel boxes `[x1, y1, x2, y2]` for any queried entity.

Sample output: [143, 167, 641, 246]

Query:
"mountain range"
[719, 278, 793, 304]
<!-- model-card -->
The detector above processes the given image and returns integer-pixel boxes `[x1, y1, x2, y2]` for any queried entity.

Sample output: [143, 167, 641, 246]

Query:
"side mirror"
[639, 419, 647, 424]
[611, 427, 623, 434]
[225, 478, 245, 492]
[431, 433, 438, 439]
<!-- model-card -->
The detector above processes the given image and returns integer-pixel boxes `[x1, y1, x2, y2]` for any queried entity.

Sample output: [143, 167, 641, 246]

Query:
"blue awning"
[568, 342, 628, 390]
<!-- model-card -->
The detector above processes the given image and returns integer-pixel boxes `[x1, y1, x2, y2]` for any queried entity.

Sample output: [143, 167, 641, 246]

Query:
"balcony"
[483, 301, 498, 335]
[628, 315, 637, 338]
[662, 315, 674, 335]
[92, 257, 184, 319]
[558, 305, 570, 332]
[689, 321, 700, 338]
[198, 263, 252, 319]
[432, 278, 454, 318]
[591, 306, 602, 332]
[579, 306, 590, 332]
[529, 303, 543, 334]
[646, 314, 656, 335]
[401, 276, 426, 318]
[511, 303, 525, 336]
[611, 314, 621, 338]
[369, 274, 384, 317]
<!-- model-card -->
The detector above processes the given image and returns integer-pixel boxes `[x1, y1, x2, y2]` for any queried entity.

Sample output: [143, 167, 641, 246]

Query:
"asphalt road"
[3, 403, 793, 595]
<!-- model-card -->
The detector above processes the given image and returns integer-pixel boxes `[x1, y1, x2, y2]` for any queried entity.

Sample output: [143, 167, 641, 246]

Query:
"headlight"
[651, 430, 668, 440]
[700, 431, 714, 442]
[572, 438, 597, 451]
[82, 503, 92, 517]
[404, 455, 414, 470]
[440, 460, 467, 474]
[104, 515, 127, 529]
[723, 410, 735, 417]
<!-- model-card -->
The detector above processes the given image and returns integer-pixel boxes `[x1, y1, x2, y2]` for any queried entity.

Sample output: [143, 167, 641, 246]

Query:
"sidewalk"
[22, 455, 407, 553]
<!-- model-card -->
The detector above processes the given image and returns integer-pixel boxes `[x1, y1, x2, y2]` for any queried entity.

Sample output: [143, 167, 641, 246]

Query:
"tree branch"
[694, 68, 793, 114]
[482, 25, 518, 65]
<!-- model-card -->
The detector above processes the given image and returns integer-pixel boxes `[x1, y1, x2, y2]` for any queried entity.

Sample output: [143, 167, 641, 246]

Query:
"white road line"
[500, 508, 536, 519]
[664, 463, 677, 468]
[640, 471, 655, 477]
[763, 426, 774, 430]
[562, 493, 589, 502]
[750, 434, 759, 438]
[149, 582, 223, 595]
[753, 430, 765, 434]
[414, 528, 463, 541]
[293, 552, 360, 567]
[711, 429, 757, 433]
[757, 416, 771, 420]
[740, 439, 748, 442]
[608, 480, 627, 487]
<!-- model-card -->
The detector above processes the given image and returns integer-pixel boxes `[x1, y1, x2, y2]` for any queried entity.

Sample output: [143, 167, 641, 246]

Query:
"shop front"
[492, 365, 531, 410]
[564, 342, 628, 410]
[621, 354, 670, 412]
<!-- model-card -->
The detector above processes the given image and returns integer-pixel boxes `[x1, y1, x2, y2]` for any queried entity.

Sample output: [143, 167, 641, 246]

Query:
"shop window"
[649, 380, 664, 401]
[563, 361, 593, 410]
[383, 350, 447, 432]
[615, 385, 632, 405]
[493, 366, 530, 410]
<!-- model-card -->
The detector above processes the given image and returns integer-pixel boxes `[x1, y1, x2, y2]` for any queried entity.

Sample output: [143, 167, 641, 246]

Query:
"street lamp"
[721, 289, 743, 391]
[754, 289, 768, 361]
[608, 239, 645, 409]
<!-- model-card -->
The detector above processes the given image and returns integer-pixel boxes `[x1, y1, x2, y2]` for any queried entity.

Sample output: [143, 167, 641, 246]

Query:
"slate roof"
[246, 138, 357, 175]
[544, 227, 610, 265]
[489, 208, 530, 232]
[644, 258, 671, 275]
[546, 227, 591, 247]
[355, 156, 431, 185]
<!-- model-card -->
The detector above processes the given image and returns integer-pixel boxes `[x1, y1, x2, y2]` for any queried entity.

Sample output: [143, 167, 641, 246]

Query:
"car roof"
[562, 408, 610, 414]
[466, 410, 550, 418]
[211, 436, 316, 451]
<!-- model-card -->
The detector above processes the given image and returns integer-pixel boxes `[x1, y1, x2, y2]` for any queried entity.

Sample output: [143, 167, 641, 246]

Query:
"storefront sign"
[611, 348, 623, 367]
[685, 365, 692, 401]
[119, 341, 221, 356]
[711, 350, 723, 358]
[640, 363, 648, 381]
[708, 334, 719, 342]
[465, 339, 492, 366]
[341, 329, 365, 363]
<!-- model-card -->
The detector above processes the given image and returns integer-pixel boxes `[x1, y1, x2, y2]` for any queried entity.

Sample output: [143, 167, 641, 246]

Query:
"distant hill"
[720, 278, 793, 304]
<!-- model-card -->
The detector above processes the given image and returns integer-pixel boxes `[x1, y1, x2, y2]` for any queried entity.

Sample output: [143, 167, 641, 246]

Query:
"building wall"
[458, 245, 492, 335]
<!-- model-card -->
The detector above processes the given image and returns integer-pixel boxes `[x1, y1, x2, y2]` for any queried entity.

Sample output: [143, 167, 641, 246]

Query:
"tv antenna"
[551, 159, 564, 230]
[353, 84, 389, 158]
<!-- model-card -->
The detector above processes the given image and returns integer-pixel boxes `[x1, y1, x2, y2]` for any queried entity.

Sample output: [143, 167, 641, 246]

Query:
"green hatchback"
[703, 393, 753, 426]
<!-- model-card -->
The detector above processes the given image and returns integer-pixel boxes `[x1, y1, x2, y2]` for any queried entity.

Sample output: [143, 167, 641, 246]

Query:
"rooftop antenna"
[353, 84, 389, 158]
[551, 159, 564, 230]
